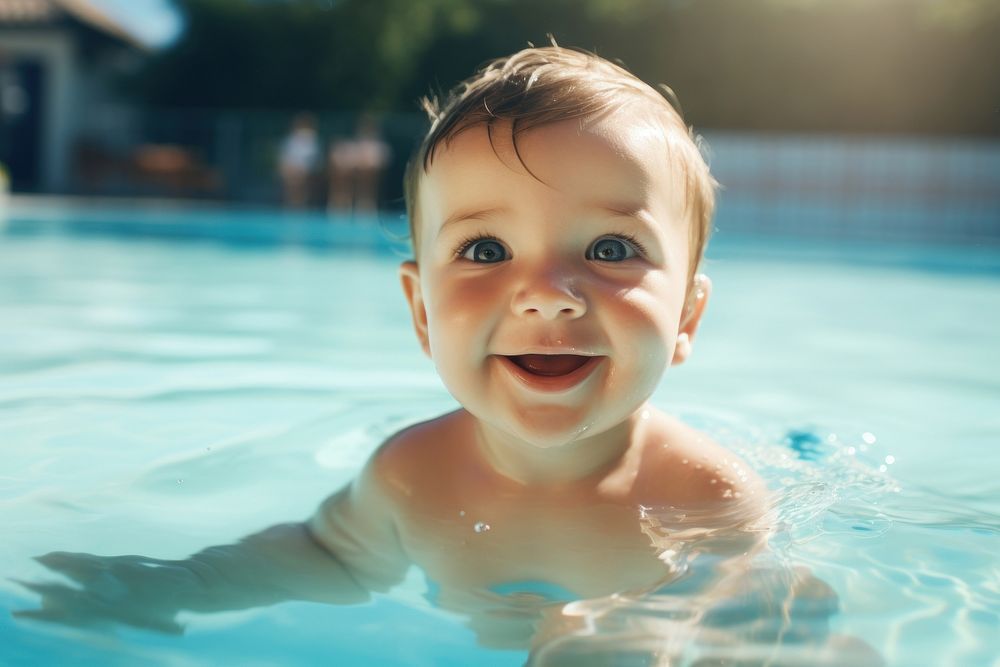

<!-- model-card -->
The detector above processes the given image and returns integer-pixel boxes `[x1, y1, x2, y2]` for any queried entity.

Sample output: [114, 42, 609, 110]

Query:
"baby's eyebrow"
[593, 202, 659, 229]
[438, 206, 510, 235]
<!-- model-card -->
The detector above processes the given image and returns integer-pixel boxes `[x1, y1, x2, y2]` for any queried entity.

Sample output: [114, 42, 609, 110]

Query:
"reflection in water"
[16, 426, 894, 665]
[527, 564, 882, 666]
[527, 501, 882, 666]
[17, 512, 881, 664]
[15, 523, 367, 635]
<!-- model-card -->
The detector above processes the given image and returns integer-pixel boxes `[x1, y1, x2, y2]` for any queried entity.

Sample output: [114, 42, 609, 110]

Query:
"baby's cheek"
[606, 297, 677, 395]
[634, 329, 673, 386]
[425, 278, 484, 334]
[616, 289, 682, 347]
[437, 275, 502, 316]
[425, 304, 495, 380]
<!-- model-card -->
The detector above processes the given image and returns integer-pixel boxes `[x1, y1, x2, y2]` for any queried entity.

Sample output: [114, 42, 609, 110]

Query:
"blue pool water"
[1, 203, 998, 666]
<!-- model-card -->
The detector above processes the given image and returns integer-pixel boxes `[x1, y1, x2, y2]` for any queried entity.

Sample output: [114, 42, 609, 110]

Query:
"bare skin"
[314, 110, 771, 597]
[310, 407, 767, 599]
[305, 403, 772, 653]
[16, 110, 882, 663]
[18, 416, 870, 663]
[17, 409, 771, 650]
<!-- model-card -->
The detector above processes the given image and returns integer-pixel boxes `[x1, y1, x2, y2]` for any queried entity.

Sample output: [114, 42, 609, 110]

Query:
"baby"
[23, 45, 806, 660]
[309, 45, 767, 602]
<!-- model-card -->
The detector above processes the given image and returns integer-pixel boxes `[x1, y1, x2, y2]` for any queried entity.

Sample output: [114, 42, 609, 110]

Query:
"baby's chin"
[480, 404, 626, 449]
[505, 421, 599, 450]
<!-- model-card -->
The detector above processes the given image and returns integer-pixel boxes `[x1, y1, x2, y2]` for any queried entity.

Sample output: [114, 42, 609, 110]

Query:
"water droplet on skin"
[681, 459, 689, 465]
[722, 489, 733, 499]
[709, 479, 717, 485]
[641, 409, 650, 420]
[474, 522, 491, 533]
[694, 463, 703, 470]
[458, 510, 466, 517]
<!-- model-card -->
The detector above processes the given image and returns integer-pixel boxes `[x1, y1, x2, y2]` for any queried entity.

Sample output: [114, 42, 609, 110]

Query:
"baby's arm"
[17, 522, 370, 634]
[307, 450, 411, 592]
[18, 451, 410, 634]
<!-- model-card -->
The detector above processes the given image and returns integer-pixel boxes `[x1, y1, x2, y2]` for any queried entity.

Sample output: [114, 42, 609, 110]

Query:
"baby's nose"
[510, 271, 587, 320]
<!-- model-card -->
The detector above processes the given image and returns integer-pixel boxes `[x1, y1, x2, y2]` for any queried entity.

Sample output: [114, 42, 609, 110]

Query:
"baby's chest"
[395, 501, 670, 597]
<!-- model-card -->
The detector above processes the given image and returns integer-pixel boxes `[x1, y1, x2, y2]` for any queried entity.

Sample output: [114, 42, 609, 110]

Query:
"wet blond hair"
[404, 44, 717, 287]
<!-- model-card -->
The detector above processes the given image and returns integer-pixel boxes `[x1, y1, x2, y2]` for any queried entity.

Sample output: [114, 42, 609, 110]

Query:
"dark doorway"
[0, 58, 45, 192]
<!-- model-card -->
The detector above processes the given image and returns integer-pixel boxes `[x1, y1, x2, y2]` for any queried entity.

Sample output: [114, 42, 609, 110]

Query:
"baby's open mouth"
[505, 354, 592, 377]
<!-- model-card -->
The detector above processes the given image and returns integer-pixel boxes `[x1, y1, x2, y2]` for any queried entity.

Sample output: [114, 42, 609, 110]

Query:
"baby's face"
[401, 109, 709, 448]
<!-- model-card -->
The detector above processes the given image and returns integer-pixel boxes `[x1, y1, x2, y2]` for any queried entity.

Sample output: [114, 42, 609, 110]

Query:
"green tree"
[131, 0, 1000, 135]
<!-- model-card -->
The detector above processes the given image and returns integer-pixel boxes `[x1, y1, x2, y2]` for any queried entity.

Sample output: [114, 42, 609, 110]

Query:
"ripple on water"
[538, 409, 999, 666]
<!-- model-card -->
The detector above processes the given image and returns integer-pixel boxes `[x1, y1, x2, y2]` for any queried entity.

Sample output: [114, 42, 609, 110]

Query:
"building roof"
[0, 0, 144, 48]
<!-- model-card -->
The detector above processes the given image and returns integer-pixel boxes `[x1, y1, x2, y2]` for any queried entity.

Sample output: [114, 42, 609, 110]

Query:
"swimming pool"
[1, 203, 998, 666]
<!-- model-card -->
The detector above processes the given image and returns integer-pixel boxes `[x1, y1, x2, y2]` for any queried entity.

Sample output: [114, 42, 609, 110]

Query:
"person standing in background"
[279, 113, 320, 209]
[328, 114, 392, 216]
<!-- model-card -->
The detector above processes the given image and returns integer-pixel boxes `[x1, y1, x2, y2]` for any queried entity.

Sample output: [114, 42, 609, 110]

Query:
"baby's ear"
[399, 261, 431, 357]
[672, 274, 712, 366]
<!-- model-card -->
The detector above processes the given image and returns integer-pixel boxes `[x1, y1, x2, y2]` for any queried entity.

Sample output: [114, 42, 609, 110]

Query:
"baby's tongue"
[510, 354, 588, 377]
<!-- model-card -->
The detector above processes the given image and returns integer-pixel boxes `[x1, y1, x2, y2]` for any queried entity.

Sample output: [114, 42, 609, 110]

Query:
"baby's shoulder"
[365, 409, 474, 500]
[635, 412, 768, 511]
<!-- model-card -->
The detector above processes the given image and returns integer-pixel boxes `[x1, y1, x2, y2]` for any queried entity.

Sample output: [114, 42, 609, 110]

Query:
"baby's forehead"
[419, 109, 688, 213]
[431, 101, 676, 163]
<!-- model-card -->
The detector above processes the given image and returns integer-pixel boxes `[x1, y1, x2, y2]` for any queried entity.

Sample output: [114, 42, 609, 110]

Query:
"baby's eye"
[586, 236, 639, 262]
[460, 239, 508, 263]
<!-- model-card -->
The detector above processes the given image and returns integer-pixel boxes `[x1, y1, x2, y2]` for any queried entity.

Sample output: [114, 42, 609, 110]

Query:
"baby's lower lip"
[495, 354, 603, 392]
[507, 354, 591, 376]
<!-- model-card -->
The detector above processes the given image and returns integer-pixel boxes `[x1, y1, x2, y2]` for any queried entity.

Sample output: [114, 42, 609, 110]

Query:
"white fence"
[706, 133, 1000, 244]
